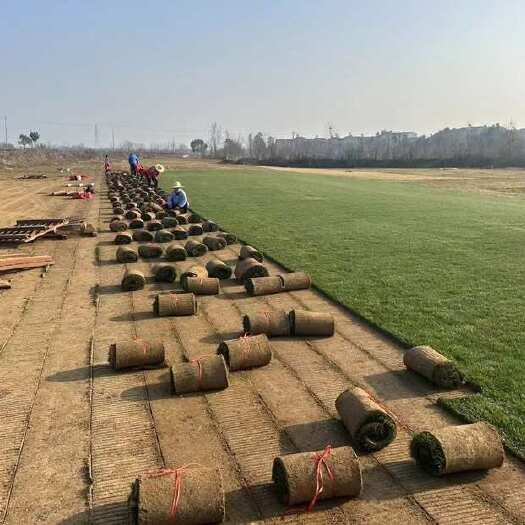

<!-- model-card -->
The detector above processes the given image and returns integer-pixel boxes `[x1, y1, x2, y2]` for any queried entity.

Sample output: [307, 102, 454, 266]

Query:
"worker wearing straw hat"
[167, 181, 189, 213]
[138, 163, 165, 188]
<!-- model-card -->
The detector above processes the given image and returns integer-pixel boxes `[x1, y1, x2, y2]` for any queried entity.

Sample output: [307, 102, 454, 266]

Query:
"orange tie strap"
[307, 445, 334, 512]
[134, 338, 150, 356]
[239, 334, 251, 367]
[190, 355, 208, 388]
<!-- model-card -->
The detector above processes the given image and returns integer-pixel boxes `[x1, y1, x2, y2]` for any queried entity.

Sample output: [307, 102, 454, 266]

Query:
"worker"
[128, 152, 140, 176]
[166, 181, 189, 213]
[137, 164, 164, 188]
[104, 155, 111, 173]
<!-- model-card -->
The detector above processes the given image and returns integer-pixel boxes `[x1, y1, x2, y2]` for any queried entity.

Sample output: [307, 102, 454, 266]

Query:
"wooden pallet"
[0, 217, 82, 244]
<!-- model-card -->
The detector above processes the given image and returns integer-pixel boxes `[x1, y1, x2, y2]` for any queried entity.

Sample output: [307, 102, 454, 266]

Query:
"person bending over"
[128, 152, 140, 176]
[167, 181, 189, 213]
[138, 164, 164, 188]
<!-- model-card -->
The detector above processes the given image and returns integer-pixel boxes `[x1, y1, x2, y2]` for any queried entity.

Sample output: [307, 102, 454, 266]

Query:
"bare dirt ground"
[0, 158, 524, 524]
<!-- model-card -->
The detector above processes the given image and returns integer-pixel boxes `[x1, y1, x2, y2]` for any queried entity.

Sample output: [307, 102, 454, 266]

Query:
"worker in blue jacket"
[128, 152, 140, 176]
[166, 181, 189, 213]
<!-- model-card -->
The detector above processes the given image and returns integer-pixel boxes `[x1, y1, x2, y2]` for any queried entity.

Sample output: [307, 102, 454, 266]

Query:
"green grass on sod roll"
[161, 167, 525, 459]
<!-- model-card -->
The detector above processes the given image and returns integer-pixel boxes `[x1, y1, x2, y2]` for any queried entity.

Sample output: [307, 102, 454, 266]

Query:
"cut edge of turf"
[185, 203, 525, 463]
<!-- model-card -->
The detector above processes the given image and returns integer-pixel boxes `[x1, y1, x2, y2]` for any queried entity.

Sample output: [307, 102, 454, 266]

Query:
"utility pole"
[3, 116, 7, 147]
[94, 123, 99, 148]
[112, 128, 115, 151]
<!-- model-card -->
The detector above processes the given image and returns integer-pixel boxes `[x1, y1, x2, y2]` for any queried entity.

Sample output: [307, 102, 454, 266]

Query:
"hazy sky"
[1, 0, 524, 147]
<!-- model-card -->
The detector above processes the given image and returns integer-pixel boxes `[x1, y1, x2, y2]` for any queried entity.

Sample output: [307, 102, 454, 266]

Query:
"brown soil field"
[0, 158, 524, 524]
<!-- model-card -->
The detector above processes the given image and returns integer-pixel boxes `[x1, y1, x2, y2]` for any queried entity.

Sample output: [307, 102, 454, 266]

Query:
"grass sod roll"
[245, 276, 284, 296]
[205, 259, 232, 280]
[129, 218, 145, 229]
[188, 213, 202, 223]
[202, 236, 227, 251]
[243, 310, 291, 337]
[216, 232, 238, 244]
[171, 226, 189, 240]
[202, 220, 219, 232]
[155, 210, 167, 220]
[152, 263, 177, 283]
[110, 219, 128, 232]
[125, 209, 142, 220]
[136, 466, 225, 524]
[217, 334, 272, 371]
[153, 293, 197, 317]
[404, 345, 464, 389]
[188, 224, 204, 236]
[239, 244, 263, 262]
[184, 276, 220, 295]
[234, 258, 269, 283]
[108, 339, 165, 370]
[185, 239, 208, 257]
[138, 244, 164, 259]
[142, 211, 156, 221]
[112, 206, 125, 215]
[121, 270, 146, 291]
[165, 243, 187, 262]
[132, 229, 154, 242]
[171, 355, 229, 393]
[272, 446, 362, 506]
[116, 246, 138, 263]
[279, 272, 312, 291]
[114, 232, 133, 245]
[146, 220, 164, 231]
[125, 201, 138, 209]
[154, 229, 175, 243]
[290, 309, 334, 336]
[180, 265, 208, 288]
[335, 387, 397, 452]
[176, 214, 188, 224]
[410, 422, 504, 476]
[161, 216, 179, 228]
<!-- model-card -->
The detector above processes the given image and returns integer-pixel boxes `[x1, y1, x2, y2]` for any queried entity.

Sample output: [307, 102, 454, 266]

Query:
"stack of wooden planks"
[0, 255, 54, 272]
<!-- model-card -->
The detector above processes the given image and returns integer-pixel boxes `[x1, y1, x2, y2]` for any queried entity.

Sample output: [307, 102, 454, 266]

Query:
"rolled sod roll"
[180, 265, 208, 287]
[114, 232, 133, 245]
[185, 239, 208, 257]
[148, 202, 164, 212]
[147, 220, 164, 232]
[125, 209, 142, 220]
[202, 220, 219, 232]
[138, 244, 163, 258]
[243, 310, 291, 337]
[129, 218, 145, 229]
[121, 270, 146, 291]
[126, 201, 138, 210]
[162, 216, 179, 228]
[234, 258, 269, 283]
[289, 309, 334, 336]
[411, 422, 504, 476]
[108, 339, 165, 370]
[272, 446, 362, 507]
[132, 229, 155, 242]
[206, 259, 232, 280]
[154, 229, 175, 243]
[403, 345, 463, 389]
[153, 293, 197, 317]
[171, 226, 189, 240]
[216, 232, 238, 244]
[110, 219, 128, 232]
[113, 206, 125, 215]
[202, 236, 227, 251]
[239, 245, 263, 262]
[171, 355, 229, 394]
[152, 263, 177, 283]
[188, 224, 204, 236]
[335, 387, 397, 452]
[155, 210, 167, 220]
[184, 277, 220, 295]
[136, 466, 225, 524]
[176, 214, 188, 225]
[165, 243, 187, 262]
[245, 276, 283, 296]
[188, 213, 202, 224]
[279, 272, 312, 291]
[217, 334, 272, 371]
[116, 246, 138, 263]
[142, 211, 156, 221]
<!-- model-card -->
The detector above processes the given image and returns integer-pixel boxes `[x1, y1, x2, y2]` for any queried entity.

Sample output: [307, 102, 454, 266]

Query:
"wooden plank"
[0, 260, 54, 272]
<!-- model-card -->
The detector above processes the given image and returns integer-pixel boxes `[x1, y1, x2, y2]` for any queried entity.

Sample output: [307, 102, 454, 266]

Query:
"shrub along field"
[162, 167, 525, 458]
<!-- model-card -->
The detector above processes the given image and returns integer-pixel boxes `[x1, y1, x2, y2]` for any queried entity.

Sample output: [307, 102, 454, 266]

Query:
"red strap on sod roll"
[307, 445, 334, 512]
[190, 355, 208, 388]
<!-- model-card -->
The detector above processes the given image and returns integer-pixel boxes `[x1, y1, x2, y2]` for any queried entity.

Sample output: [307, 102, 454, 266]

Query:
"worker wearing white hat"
[166, 181, 189, 213]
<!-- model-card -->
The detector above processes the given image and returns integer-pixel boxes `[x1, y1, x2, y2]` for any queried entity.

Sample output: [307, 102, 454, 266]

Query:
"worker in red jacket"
[137, 164, 165, 188]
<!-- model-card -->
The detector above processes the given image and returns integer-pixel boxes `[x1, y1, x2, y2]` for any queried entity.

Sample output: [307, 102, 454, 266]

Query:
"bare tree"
[209, 122, 223, 158]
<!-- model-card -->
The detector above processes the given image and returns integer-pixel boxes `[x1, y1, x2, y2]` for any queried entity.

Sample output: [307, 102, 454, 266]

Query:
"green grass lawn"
[162, 167, 525, 458]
